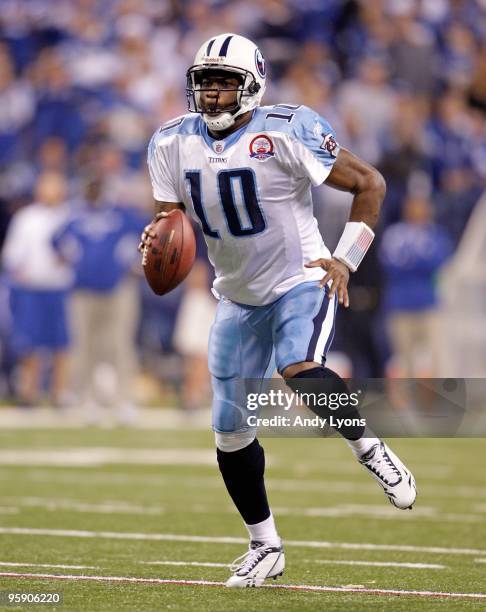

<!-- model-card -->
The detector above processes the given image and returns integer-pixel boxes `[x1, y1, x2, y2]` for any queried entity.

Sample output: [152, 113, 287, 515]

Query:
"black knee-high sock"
[285, 366, 365, 440]
[216, 438, 270, 525]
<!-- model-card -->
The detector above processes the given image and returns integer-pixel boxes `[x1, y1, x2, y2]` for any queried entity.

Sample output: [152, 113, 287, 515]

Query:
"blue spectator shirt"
[379, 222, 453, 312]
[52, 204, 147, 292]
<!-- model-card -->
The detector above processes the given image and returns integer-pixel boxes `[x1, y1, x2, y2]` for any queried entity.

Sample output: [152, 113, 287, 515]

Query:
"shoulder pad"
[157, 114, 200, 138]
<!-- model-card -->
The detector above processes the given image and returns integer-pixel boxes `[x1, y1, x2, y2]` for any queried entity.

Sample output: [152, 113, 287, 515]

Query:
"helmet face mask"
[186, 33, 266, 132]
[187, 66, 249, 115]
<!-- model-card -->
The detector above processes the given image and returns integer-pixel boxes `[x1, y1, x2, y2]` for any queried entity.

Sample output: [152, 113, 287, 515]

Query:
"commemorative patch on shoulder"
[321, 133, 339, 157]
[249, 134, 275, 162]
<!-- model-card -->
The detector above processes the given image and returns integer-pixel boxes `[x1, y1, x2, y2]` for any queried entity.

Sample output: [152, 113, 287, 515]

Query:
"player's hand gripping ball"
[140, 209, 196, 295]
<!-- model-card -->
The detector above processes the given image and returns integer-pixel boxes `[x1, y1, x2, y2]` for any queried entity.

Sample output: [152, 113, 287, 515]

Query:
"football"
[142, 209, 196, 295]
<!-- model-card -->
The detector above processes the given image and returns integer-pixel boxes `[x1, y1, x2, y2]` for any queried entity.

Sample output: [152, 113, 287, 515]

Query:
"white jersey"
[2, 202, 73, 290]
[147, 104, 340, 306]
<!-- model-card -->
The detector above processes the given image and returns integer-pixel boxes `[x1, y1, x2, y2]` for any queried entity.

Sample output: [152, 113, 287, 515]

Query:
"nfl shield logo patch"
[213, 141, 225, 154]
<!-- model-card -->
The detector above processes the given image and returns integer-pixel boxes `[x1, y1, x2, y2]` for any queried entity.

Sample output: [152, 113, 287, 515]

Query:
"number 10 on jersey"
[185, 169, 266, 238]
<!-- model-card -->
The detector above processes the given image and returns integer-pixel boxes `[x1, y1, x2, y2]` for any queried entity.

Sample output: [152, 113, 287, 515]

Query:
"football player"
[139, 33, 417, 588]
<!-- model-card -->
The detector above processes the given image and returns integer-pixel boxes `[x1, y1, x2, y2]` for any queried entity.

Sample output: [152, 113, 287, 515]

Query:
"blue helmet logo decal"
[255, 48, 266, 78]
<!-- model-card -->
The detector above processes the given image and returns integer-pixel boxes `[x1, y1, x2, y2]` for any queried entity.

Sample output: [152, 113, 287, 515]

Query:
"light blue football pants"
[209, 281, 337, 433]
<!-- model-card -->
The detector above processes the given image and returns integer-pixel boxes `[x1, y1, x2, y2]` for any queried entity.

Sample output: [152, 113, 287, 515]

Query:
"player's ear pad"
[285, 367, 365, 440]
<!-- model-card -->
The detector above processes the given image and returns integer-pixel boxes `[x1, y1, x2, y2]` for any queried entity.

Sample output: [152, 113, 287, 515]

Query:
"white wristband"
[332, 221, 375, 272]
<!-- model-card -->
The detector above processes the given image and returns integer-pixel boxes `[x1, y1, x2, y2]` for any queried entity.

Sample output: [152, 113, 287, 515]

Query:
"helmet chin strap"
[202, 95, 251, 132]
[202, 111, 236, 132]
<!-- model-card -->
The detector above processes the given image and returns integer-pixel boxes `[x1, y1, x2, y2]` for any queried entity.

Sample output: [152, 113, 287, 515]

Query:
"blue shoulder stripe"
[156, 114, 201, 138]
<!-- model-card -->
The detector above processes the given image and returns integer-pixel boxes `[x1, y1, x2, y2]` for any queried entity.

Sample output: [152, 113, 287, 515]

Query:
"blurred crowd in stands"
[0, 0, 484, 416]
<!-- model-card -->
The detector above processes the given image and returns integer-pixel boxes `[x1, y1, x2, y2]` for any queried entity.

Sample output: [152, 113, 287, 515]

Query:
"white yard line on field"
[140, 559, 445, 570]
[140, 561, 229, 568]
[272, 504, 485, 524]
[0, 450, 454, 480]
[475, 558, 486, 563]
[0, 407, 210, 430]
[4, 468, 486, 501]
[308, 559, 445, 569]
[267, 478, 486, 501]
[0, 562, 98, 569]
[0, 448, 218, 467]
[0, 507, 19, 514]
[5, 495, 482, 524]
[1, 527, 485, 556]
[4, 496, 165, 515]
[0, 572, 485, 600]
[290, 462, 452, 480]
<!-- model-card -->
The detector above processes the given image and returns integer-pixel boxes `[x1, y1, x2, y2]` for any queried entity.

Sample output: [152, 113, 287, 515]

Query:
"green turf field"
[0, 427, 484, 610]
